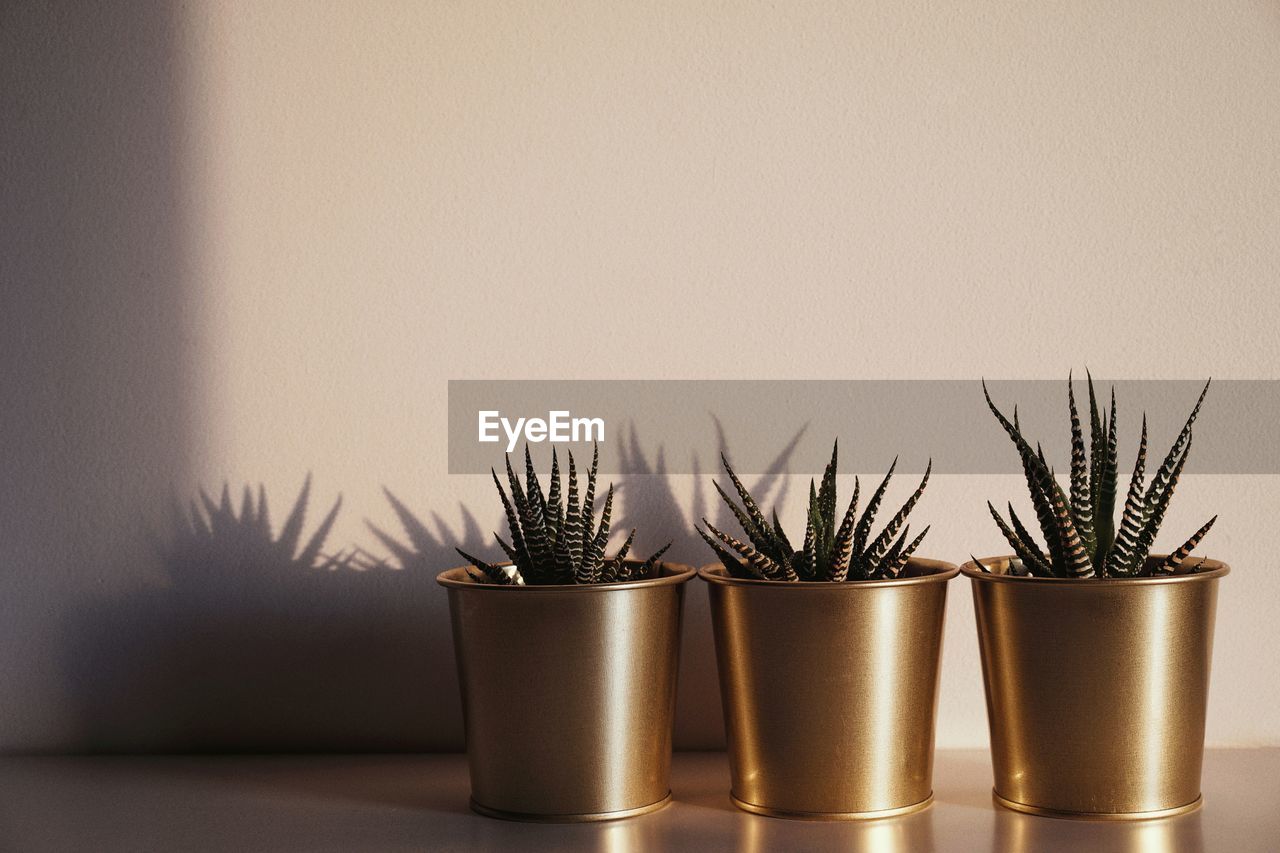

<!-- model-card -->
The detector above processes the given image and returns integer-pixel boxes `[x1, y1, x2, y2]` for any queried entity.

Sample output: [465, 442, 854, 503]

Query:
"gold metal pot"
[962, 556, 1229, 820]
[701, 558, 958, 819]
[438, 561, 695, 822]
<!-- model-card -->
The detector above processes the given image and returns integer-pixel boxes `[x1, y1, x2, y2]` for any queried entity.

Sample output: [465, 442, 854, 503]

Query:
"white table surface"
[0, 749, 1275, 852]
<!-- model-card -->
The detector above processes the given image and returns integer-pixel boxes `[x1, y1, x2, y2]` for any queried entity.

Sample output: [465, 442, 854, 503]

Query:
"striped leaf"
[1005, 558, 1029, 576]
[1007, 503, 1048, 567]
[698, 527, 759, 579]
[986, 385, 1070, 575]
[544, 448, 563, 547]
[491, 467, 530, 572]
[816, 475, 857, 578]
[1094, 389, 1119, 569]
[581, 485, 615, 581]
[1161, 515, 1217, 573]
[989, 502, 1054, 577]
[613, 528, 636, 563]
[720, 453, 790, 563]
[800, 511, 817, 581]
[772, 509, 794, 556]
[492, 533, 520, 564]
[1086, 372, 1104, 556]
[884, 526, 930, 578]
[579, 444, 599, 573]
[714, 480, 775, 557]
[1068, 376, 1094, 553]
[828, 490, 861, 582]
[598, 527, 636, 584]
[878, 525, 911, 578]
[552, 452, 579, 579]
[862, 461, 931, 575]
[1020, 447, 1067, 575]
[817, 442, 839, 543]
[1106, 415, 1149, 576]
[1127, 432, 1193, 575]
[523, 446, 548, 541]
[704, 521, 795, 581]
[1137, 380, 1209, 548]
[852, 458, 897, 568]
[512, 455, 552, 582]
[455, 547, 520, 585]
[1047, 469, 1094, 577]
[986, 382, 1094, 576]
[636, 543, 671, 580]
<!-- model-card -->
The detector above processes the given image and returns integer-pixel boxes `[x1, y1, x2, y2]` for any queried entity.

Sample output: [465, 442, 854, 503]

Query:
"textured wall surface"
[2, 1, 1278, 752]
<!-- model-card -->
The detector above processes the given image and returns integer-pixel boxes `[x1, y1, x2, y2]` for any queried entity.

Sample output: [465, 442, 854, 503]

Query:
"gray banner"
[448, 380, 1276, 475]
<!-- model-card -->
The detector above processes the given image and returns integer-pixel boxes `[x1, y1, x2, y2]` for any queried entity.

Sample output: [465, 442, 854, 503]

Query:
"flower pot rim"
[961, 554, 1229, 585]
[436, 559, 696, 591]
[698, 556, 958, 588]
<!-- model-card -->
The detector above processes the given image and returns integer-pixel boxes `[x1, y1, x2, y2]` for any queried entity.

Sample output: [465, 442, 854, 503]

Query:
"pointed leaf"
[852, 458, 897, 567]
[1067, 375, 1094, 552]
[637, 543, 671, 580]
[1106, 415, 1149, 576]
[1094, 388, 1119, 567]
[698, 527, 759, 579]
[989, 502, 1053, 577]
[863, 460, 930, 575]
[1161, 516, 1217, 572]
[828, 489, 860, 582]
[704, 521, 795, 581]
[885, 525, 930, 578]
[720, 453, 788, 562]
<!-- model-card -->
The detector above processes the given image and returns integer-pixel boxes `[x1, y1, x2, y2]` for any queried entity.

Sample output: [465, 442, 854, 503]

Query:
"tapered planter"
[701, 558, 958, 819]
[438, 561, 695, 822]
[963, 556, 1228, 820]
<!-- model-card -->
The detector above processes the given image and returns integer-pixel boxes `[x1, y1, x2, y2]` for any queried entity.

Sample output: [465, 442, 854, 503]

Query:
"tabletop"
[0, 749, 1275, 852]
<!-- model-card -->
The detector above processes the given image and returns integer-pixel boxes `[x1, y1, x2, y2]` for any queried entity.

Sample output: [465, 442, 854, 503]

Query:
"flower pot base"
[992, 790, 1202, 821]
[469, 793, 673, 823]
[730, 792, 934, 821]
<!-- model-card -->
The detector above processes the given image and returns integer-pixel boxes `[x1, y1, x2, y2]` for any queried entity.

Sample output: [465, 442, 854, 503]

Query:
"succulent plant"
[163, 474, 355, 572]
[699, 442, 931, 582]
[457, 444, 671, 585]
[978, 375, 1215, 578]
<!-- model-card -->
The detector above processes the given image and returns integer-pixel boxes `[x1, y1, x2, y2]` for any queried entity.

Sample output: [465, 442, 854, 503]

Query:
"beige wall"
[3, 1, 1278, 751]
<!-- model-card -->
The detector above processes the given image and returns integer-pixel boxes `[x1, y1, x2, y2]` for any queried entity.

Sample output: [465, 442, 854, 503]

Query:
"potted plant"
[698, 442, 957, 819]
[437, 445, 692, 822]
[966, 376, 1226, 819]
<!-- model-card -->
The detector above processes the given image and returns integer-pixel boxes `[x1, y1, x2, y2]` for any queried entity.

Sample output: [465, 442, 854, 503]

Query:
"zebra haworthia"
[699, 441, 932, 582]
[458, 444, 670, 585]
[978, 376, 1216, 579]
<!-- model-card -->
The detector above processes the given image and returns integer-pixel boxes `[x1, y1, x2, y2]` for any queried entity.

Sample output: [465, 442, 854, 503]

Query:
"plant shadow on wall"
[613, 419, 803, 749]
[68, 476, 485, 751]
